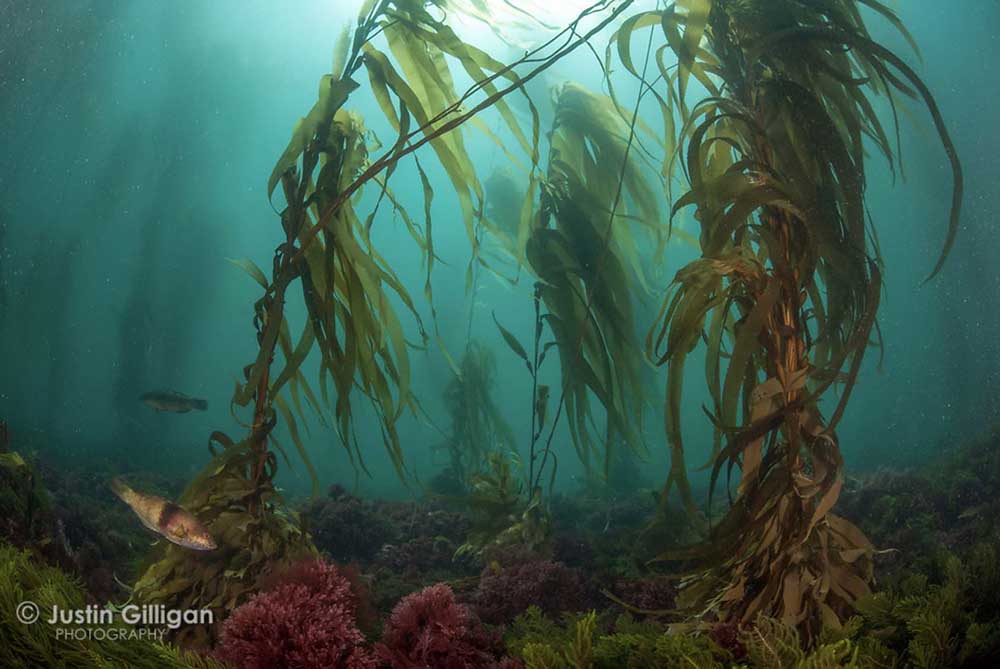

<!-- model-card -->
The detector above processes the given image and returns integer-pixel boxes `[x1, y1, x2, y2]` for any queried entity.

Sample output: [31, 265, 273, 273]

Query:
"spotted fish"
[110, 478, 216, 551]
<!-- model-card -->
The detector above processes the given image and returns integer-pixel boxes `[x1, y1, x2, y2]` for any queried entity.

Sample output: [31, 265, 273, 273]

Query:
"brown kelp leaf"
[225, 257, 269, 290]
[492, 311, 530, 370]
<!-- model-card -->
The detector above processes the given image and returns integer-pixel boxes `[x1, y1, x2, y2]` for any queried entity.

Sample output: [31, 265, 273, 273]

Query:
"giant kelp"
[520, 82, 662, 481]
[440, 341, 517, 491]
[130, 0, 633, 645]
[607, 0, 962, 634]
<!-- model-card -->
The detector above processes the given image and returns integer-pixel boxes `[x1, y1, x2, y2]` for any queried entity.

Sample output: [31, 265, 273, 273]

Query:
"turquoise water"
[0, 0, 997, 499]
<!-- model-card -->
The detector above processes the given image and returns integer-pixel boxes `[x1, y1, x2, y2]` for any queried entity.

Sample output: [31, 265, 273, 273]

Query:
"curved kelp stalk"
[131, 0, 634, 647]
[619, 0, 962, 636]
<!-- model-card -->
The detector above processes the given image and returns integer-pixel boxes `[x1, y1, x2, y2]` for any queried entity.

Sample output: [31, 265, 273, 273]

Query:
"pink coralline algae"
[376, 583, 509, 669]
[216, 559, 377, 669]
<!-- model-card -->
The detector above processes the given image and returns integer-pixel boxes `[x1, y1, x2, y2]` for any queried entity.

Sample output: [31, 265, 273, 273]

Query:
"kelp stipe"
[610, 0, 962, 637]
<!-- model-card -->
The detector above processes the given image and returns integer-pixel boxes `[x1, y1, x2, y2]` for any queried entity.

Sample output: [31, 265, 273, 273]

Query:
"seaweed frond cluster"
[524, 82, 659, 477]
[0, 542, 223, 669]
[603, 0, 965, 634]
[131, 435, 315, 648]
[438, 342, 517, 493]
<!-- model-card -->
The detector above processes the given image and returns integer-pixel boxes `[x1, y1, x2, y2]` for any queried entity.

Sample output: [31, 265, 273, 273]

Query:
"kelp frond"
[525, 82, 662, 477]
[625, 0, 962, 634]
[238, 0, 638, 486]
[441, 341, 517, 488]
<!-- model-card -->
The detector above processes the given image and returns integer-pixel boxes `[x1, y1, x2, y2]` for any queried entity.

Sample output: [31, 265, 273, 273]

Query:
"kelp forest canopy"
[131, 0, 962, 641]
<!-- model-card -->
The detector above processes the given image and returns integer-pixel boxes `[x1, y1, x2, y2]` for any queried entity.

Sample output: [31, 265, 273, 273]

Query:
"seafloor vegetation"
[4, 427, 1000, 667]
[0, 0, 977, 666]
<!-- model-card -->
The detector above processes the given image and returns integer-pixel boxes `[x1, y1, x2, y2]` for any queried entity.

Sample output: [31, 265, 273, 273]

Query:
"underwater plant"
[519, 81, 662, 484]
[0, 451, 46, 548]
[215, 559, 376, 669]
[471, 76, 674, 551]
[376, 582, 509, 668]
[606, 0, 962, 636]
[472, 559, 595, 625]
[455, 448, 553, 560]
[439, 341, 517, 493]
[0, 542, 222, 669]
[128, 0, 629, 644]
[300, 485, 395, 563]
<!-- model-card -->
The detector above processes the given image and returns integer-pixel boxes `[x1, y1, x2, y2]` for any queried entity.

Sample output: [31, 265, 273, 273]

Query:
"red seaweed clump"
[216, 559, 377, 669]
[374, 535, 462, 574]
[607, 574, 677, 616]
[300, 485, 395, 563]
[471, 560, 596, 625]
[709, 621, 746, 661]
[376, 583, 509, 668]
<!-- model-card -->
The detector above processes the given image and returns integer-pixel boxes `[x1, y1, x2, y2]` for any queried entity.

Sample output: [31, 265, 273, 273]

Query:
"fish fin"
[191, 399, 208, 411]
[109, 478, 131, 501]
[140, 517, 162, 534]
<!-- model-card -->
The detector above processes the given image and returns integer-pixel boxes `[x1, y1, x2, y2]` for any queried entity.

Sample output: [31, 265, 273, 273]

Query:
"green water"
[1, 0, 995, 501]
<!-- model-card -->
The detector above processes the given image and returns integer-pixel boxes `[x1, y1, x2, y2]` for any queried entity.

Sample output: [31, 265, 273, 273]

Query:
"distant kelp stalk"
[129, 0, 636, 646]
[607, 0, 961, 637]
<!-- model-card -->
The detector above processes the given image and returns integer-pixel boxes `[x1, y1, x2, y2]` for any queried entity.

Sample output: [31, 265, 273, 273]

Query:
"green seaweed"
[507, 609, 732, 669]
[0, 542, 224, 669]
[438, 341, 517, 492]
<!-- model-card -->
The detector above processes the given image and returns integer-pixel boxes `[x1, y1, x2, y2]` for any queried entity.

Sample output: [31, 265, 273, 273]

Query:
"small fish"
[110, 478, 217, 551]
[0, 420, 8, 452]
[534, 385, 550, 431]
[139, 390, 208, 413]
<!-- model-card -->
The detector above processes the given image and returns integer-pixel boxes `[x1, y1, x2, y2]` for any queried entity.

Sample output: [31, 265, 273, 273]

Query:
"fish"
[534, 385, 550, 434]
[110, 478, 217, 551]
[0, 420, 8, 452]
[138, 390, 208, 413]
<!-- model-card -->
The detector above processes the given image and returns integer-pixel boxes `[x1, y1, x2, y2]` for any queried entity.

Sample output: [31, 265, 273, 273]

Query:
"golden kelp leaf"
[492, 311, 530, 369]
[270, 319, 315, 399]
[267, 77, 360, 200]
[361, 45, 481, 252]
[676, 0, 713, 102]
[331, 23, 351, 79]
[225, 257, 268, 290]
[609, 11, 663, 80]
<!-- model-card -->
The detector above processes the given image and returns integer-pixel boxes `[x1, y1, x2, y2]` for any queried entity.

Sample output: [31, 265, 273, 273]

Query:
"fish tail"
[109, 477, 132, 501]
[192, 399, 208, 411]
